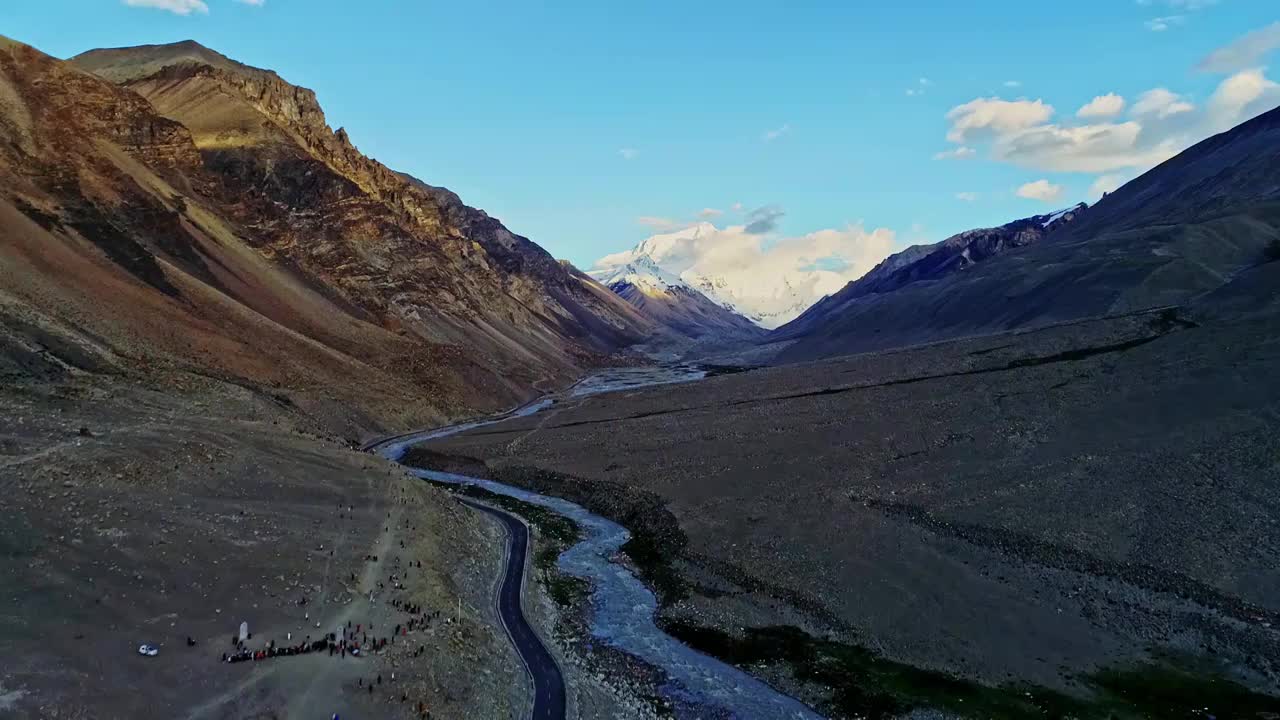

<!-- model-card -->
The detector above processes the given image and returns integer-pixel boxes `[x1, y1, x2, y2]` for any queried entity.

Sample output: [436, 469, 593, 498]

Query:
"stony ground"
[416, 304, 1280, 717]
[0, 371, 531, 720]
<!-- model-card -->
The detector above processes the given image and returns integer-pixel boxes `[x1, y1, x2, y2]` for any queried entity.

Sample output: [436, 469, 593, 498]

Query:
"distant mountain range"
[772, 104, 1280, 361]
[588, 203, 1099, 344]
[591, 222, 832, 331]
[0, 37, 651, 430]
[4, 32, 1277, 424]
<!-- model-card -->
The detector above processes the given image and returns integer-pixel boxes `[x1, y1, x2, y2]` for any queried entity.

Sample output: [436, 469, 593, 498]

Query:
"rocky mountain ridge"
[777, 203, 1087, 341]
[773, 103, 1280, 362]
[0, 36, 650, 436]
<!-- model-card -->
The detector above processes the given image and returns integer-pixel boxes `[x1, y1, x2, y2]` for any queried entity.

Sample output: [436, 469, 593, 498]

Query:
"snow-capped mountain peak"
[586, 243, 764, 340]
[590, 219, 897, 329]
[588, 255, 690, 297]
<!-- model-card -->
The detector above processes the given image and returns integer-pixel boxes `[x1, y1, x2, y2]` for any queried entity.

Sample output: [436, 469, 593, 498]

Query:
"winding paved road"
[364, 401, 569, 720]
[459, 498, 567, 720]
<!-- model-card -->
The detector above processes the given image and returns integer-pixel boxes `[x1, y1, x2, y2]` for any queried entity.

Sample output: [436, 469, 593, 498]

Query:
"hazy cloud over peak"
[593, 220, 897, 327]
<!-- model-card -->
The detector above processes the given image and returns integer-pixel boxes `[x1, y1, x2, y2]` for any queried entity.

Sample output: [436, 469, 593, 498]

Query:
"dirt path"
[284, 502, 403, 720]
[506, 396, 589, 453]
[184, 481, 406, 720]
[0, 421, 158, 469]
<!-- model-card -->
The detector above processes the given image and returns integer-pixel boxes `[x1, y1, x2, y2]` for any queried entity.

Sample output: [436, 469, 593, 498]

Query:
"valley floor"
[411, 294, 1280, 717]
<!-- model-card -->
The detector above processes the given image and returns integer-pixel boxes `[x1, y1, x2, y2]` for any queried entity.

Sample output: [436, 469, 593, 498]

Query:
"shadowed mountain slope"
[0, 37, 650, 437]
[774, 106, 1280, 362]
[776, 204, 1086, 343]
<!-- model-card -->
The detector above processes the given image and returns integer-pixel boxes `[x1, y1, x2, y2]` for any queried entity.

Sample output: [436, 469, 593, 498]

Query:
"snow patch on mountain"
[1039, 202, 1088, 228]
[591, 221, 896, 329]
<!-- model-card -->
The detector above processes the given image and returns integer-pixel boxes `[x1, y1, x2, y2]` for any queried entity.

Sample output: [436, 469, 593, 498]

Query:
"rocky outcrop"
[76, 44, 649, 354]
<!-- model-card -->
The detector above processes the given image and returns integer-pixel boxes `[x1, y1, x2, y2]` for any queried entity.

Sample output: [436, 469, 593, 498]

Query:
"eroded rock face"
[96, 48, 650, 351]
[0, 36, 650, 430]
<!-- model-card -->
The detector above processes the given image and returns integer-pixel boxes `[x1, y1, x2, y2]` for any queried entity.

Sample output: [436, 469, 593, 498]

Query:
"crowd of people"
[222, 637, 328, 664]
[217, 492, 456, 719]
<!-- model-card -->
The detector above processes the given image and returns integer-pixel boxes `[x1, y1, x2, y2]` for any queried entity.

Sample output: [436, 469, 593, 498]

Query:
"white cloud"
[1004, 80, 1023, 88]
[1077, 93, 1126, 118]
[697, 208, 723, 219]
[1207, 68, 1280, 133]
[1145, 15, 1185, 32]
[1017, 180, 1064, 203]
[945, 98, 1054, 143]
[1131, 88, 1195, 118]
[762, 124, 790, 142]
[730, 202, 744, 212]
[937, 68, 1280, 176]
[618, 148, 639, 160]
[123, 0, 208, 14]
[235, 0, 265, 5]
[593, 220, 897, 328]
[1089, 174, 1128, 199]
[934, 146, 977, 160]
[1199, 22, 1280, 74]
[997, 120, 1178, 173]
[955, 192, 979, 202]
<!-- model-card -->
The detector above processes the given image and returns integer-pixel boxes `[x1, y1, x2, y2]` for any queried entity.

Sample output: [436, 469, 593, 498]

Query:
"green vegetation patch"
[663, 623, 1280, 720]
[484, 465, 692, 602]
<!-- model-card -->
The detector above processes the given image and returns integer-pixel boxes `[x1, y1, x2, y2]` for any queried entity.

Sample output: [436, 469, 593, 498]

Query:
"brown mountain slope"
[72, 40, 653, 359]
[0, 37, 650, 436]
[774, 104, 1280, 362]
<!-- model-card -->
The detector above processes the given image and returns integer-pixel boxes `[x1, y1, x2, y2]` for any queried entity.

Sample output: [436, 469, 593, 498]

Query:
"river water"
[373, 365, 823, 720]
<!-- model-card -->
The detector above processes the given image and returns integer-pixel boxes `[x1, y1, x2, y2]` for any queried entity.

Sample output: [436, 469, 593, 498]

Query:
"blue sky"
[5, 1, 1280, 268]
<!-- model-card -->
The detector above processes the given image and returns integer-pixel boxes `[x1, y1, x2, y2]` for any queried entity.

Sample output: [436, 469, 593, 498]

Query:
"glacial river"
[371, 365, 823, 720]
